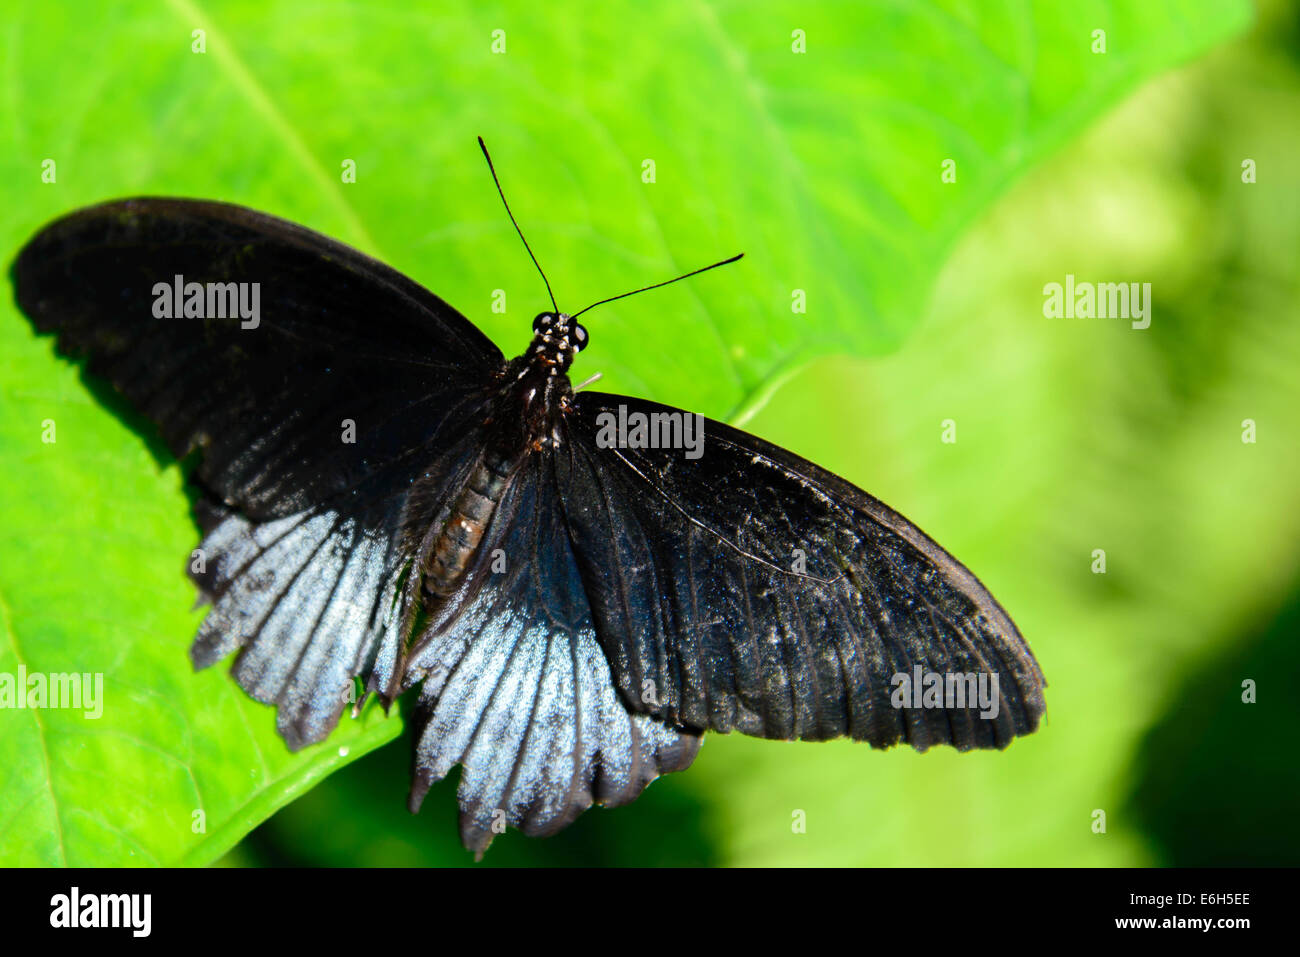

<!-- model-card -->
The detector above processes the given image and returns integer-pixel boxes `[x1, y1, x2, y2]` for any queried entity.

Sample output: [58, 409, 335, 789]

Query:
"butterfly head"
[529, 311, 588, 373]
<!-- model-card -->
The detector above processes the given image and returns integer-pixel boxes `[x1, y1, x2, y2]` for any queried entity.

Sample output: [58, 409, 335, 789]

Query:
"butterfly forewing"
[11, 198, 502, 518]
[558, 392, 1045, 751]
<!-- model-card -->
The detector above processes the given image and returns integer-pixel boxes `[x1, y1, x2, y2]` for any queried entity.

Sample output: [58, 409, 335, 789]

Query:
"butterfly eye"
[532, 312, 554, 335]
[572, 323, 589, 352]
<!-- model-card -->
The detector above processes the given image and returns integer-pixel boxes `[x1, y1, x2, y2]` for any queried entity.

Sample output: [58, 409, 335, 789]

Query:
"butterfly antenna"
[571, 253, 743, 319]
[478, 136, 559, 314]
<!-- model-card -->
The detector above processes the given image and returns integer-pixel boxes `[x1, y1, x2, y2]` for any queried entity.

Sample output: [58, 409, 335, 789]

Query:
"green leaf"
[0, 0, 1251, 865]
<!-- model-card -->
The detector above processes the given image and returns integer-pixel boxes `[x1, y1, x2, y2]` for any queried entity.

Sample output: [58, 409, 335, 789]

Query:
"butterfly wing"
[11, 198, 502, 517]
[396, 450, 701, 857]
[557, 392, 1046, 751]
[10, 198, 503, 746]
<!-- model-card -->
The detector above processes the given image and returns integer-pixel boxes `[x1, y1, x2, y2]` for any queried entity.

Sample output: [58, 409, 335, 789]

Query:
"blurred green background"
[2, 0, 1297, 867]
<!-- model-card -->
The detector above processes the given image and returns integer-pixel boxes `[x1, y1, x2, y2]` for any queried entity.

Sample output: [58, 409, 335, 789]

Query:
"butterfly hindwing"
[397, 451, 701, 857]
[558, 392, 1046, 752]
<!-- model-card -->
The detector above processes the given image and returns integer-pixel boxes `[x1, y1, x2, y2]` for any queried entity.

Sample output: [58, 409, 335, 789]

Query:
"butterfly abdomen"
[421, 450, 513, 598]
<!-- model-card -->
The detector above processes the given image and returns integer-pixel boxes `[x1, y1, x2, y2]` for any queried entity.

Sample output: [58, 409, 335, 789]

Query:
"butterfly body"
[11, 192, 1046, 858]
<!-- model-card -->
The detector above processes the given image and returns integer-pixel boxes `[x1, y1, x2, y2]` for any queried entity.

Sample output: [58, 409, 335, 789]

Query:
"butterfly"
[9, 138, 1045, 857]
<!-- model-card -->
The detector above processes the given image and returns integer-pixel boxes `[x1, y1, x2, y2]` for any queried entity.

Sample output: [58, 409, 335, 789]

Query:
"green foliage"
[0, 0, 1268, 866]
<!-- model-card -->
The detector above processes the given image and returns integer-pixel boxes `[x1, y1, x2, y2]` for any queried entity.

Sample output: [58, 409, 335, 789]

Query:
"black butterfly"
[10, 139, 1045, 857]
